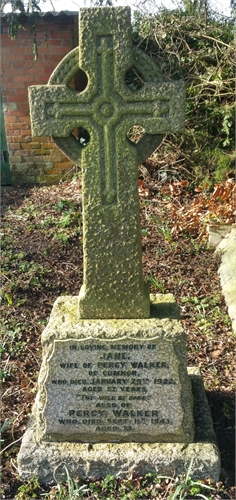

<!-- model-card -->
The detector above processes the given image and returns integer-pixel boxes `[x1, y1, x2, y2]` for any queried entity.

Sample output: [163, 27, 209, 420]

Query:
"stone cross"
[28, 7, 185, 319]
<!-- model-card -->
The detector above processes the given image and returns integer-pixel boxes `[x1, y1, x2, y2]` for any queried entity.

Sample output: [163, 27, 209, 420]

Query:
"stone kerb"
[217, 228, 236, 334]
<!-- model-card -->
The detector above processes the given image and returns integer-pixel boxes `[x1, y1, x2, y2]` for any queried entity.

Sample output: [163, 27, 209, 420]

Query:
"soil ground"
[1, 178, 235, 499]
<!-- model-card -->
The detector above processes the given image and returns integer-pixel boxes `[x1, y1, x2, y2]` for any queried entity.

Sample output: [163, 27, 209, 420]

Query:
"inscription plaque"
[43, 337, 187, 443]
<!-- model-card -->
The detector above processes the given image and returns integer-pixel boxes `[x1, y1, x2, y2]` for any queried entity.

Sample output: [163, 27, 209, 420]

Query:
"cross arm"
[135, 134, 163, 165]
[119, 82, 185, 134]
[28, 85, 92, 137]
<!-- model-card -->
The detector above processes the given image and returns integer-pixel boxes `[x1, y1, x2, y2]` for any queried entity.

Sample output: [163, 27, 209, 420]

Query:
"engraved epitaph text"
[44, 338, 184, 443]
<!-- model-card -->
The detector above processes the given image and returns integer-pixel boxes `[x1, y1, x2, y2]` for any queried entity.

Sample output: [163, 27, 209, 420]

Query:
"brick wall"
[1, 12, 78, 184]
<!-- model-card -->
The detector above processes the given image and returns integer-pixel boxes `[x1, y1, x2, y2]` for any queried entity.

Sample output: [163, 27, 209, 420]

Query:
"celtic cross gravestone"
[18, 7, 220, 483]
[29, 6, 185, 319]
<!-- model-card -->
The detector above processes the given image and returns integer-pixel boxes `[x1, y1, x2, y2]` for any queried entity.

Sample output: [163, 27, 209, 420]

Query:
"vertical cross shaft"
[97, 36, 117, 204]
[77, 8, 150, 318]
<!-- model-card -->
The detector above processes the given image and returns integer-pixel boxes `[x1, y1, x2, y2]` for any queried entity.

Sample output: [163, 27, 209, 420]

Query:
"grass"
[12, 464, 217, 499]
[1, 180, 235, 499]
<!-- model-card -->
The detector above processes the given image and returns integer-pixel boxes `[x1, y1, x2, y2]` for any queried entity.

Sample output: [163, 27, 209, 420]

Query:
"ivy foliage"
[133, 5, 235, 183]
[0, 0, 41, 59]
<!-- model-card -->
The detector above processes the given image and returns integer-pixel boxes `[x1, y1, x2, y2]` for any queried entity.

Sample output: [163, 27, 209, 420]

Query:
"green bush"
[133, 4, 235, 183]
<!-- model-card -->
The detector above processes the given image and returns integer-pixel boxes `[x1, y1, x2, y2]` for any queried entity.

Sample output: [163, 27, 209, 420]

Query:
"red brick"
[31, 149, 49, 155]
[6, 124, 24, 131]
[10, 129, 20, 136]
[41, 62, 55, 71]
[11, 47, 30, 55]
[46, 47, 70, 55]
[7, 136, 21, 142]
[50, 39, 64, 47]
[8, 82, 27, 90]
[15, 30, 32, 40]
[16, 112, 31, 119]
[1, 33, 11, 41]
[49, 158, 63, 163]
[2, 69, 18, 78]
[3, 89, 17, 97]
[17, 120, 31, 129]
[27, 148, 45, 155]
[24, 54, 35, 61]
[35, 31, 52, 40]
[20, 150, 30, 155]
[1, 25, 9, 34]
[1, 47, 11, 54]
[5, 116, 18, 123]
[4, 108, 17, 116]
[13, 61, 32, 70]
[17, 116, 30, 124]
[53, 162, 72, 169]
[14, 90, 28, 98]
[7, 95, 28, 104]
[21, 142, 41, 149]
[1, 90, 9, 99]
[43, 71, 52, 80]
[42, 141, 56, 148]
[1, 61, 11, 70]
[13, 75, 35, 84]
[36, 137, 52, 143]
[9, 124, 31, 132]
[8, 143, 21, 150]
[47, 168, 65, 175]
[36, 41, 52, 50]
[16, 103, 30, 112]
[51, 30, 72, 39]
[28, 154, 50, 161]
[8, 39, 23, 49]
[21, 128, 33, 136]
[2, 77, 13, 85]
[62, 40, 73, 48]
[43, 54, 63, 63]
[27, 66, 42, 75]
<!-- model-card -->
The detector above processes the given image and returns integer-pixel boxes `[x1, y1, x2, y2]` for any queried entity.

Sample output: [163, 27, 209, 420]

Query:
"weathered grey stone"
[17, 368, 220, 484]
[31, 294, 194, 444]
[217, 228, 236, 334]
[28, 7, 185, 320]
[207, 223, 233, 248]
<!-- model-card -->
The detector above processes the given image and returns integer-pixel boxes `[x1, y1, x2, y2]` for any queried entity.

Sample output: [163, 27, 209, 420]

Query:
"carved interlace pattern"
[48, 47, 164, 165]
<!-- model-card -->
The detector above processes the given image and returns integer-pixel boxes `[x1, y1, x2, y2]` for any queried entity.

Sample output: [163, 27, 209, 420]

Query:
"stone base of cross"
[17, 294, 221, 483]
[28, 7, 185, 319]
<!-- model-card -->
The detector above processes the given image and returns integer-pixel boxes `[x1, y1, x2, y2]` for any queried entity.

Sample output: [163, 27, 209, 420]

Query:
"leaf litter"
[1, 177, 235, 498]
